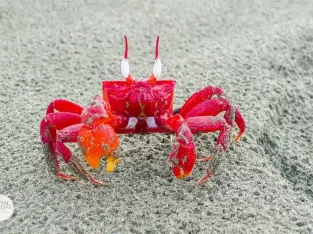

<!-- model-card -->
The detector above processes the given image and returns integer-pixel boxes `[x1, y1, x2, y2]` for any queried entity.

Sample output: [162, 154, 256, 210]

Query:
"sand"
[1, 0, 313, 233]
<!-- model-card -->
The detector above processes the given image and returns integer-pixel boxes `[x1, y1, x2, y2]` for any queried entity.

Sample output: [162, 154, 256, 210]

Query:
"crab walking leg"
[176, 86, 224, 116]
[56, 124, 104, 185]
[166, 114, 197, 179]
[186, 116, 231, 149]
[186, 116, 231, 159]
[40, 113, 82, 181]
[41, 113, 104, 184]
[45, 99, 83, 115]
[224, 106, 246, 142]
[45, 120, 120, 185]
[197, 168, 214, 185]
[182, 98, 246, 143]
[185, 116, 235, 185]
[45, 141, 77, 181]
[40, 112, 81, 145]
[69, 157, 104, 185]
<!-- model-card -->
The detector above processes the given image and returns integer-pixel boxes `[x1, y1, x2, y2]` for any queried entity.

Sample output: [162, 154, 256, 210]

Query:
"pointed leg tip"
[234, 137, 240, 143]
[196, 169, 213, 185]
[234, 132, 244, 143]
[196, 178, 209, 186]
[91, 179, 105, 186]
[56, 173, 77, 181]
[196, 178, 207, 186]
[197, 155, 212, 162]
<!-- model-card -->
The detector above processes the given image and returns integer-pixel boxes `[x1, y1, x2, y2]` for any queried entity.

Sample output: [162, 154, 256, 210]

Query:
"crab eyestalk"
[153, 36, 162, 79]
[155, 35, 160, 60]
[148, 36, 162, 83]
[124, 35, 128, 59]
[121, 35, 133, 82]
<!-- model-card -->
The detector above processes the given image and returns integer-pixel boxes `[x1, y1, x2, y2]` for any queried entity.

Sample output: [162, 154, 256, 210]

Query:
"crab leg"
[184, 116, 232, 184]
[45, 141, 77, 181]
[41, 112, 103, 184]
[56, 124, 105, 185]
[183, 99, 245, 184]
[175, 87, 246, 184]
[197, 168, 214, 185]
[40, 113, 81, 181]
[69, 156, 104, 185]
[166, 114, 197, 179]
[40, 112, 81, 144]
[180, 96, 246, 143]
[46, 99, 83, 115]
[224, 106, 246, 142]
[176, 86, 224, 116]
[186, 116, 231, 150]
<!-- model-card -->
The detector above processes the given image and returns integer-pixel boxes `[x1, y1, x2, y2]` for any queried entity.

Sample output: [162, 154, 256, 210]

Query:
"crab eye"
[152, 36, 161, 78]
[121, 58, 130, 78]
[121, 35, 131, 79]
[153, 58, 162, 78]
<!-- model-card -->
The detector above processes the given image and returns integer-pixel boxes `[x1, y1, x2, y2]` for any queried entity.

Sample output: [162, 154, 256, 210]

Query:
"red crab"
[40, 35, 246, 185]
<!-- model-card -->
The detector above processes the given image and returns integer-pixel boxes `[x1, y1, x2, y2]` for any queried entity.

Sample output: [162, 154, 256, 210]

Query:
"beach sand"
[1, 0, 313, 233]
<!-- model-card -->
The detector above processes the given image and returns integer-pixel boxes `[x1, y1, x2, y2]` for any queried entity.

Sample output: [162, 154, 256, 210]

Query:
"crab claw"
[170, 143, 197, 179]
[167, 115, 197, 179]
[106, 153, 120, 172]
[78, 124, 120, 172]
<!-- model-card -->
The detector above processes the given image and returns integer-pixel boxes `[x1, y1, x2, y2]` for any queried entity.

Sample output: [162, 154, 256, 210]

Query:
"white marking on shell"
[126, 117, 138, 129]
[147, 117, 157, 128]
[125, 117, 157, 129]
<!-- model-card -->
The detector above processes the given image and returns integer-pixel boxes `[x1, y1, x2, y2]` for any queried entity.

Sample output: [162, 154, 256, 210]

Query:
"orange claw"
[78, 124, 120, 171]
